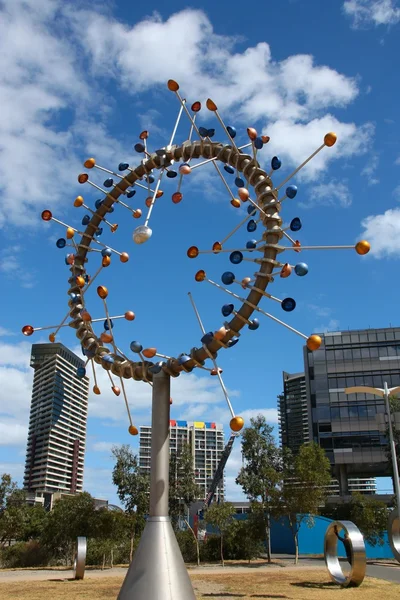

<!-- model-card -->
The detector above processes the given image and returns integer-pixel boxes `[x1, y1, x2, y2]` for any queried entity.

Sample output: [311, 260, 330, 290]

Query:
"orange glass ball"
[231, 198, 241, 209]
[22, 325, 34, 336]
[133, 209, 142, 219]
[187, 246, 199, 258]
[74, 196, 84, 207]
[191, 101, 201, 112]
[102, 256, 111, 267]
[280, 264, 292, 278]
[129, 425, 139, 436]
[142, 348, 157, 358]
[230, 416, 244, 432]
[93, 385, 101, 395]
[170, 398, 173, 405]
[247, 127, 257, 140]
[293, 241, 301, 253]
[81, 310, 92, 322]
[76, 276, 85, 288]
[125, 311, 135, 321]
[110, 224, 118, 233]
[66, 227, 75, 239]
[78, 173, 89, 184]
[238, 188, 249, 201]
[100, 332, 113, 343]
[145, 197, 152, 208]
[167, 79, 179, 91]
[97, 285, 108, 299]
[324, 132, 337, 147]
[206, 98, 218, 111]
[139, 130, 149, 140]
[112, 386, 121, 396]
[156, 190, 164, 198]
[84, 158, 96, 169]
[261, 135, 270, 144]
[179, 164, 191, 175]
[307, 334, 322, 351]
[41, 210, 52, 221]
[241, 277, 251, 289]
[120, 252, 129, 263]
[211, 367, 223, 376]
[195, 270, 206, 282]
[48, 333, 56, 343]
[172, 192, 183, 204]
[212, 241, 222, 253]
[355, 240, 370, 255]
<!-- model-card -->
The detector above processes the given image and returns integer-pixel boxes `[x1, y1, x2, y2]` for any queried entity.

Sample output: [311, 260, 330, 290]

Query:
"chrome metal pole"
[149, 369, 171, 516]
[384, 381, 400, 511]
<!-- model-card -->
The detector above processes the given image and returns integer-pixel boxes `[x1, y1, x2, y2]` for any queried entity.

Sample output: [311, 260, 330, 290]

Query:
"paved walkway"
[0, 556, 399, 584]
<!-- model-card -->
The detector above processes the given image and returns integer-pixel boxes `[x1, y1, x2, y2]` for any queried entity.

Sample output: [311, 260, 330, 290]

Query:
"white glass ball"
[133, 225, 152, 244]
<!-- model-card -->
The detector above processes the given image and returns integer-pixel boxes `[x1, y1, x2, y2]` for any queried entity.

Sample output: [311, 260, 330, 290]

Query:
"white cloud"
[395, 156, 400, 165]
[301, 180, 352, 209]
[314, 319, 341, 334]
[0, 421, 28, 446]
[359, 207, 400, 257]
[361, 154, 379, 185]
[0, 327, 15, 337]
[91, 441, 117, 454]
[240, 408, 279, 425]
[343, 0, 400, 28]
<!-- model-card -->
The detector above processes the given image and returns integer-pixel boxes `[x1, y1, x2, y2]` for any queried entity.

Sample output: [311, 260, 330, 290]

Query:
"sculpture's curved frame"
[388, 509, 400, 562]
[69, 140, 282, 381]
[73, 536, 87, 580]
[324, 520, 366, 587]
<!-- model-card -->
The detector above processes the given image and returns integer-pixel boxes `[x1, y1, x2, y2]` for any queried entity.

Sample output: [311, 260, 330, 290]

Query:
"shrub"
[0, 541, 50, 568]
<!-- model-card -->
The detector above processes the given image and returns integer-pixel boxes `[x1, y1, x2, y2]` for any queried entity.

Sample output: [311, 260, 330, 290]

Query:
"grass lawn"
[0, 569, 398, 599]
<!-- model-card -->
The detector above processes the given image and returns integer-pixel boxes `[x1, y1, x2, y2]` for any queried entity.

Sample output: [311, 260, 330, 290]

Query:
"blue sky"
[1, 0, 400, 504]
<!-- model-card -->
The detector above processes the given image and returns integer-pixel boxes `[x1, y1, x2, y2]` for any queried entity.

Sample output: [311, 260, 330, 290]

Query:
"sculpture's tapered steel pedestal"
[118, 370, 196, 600]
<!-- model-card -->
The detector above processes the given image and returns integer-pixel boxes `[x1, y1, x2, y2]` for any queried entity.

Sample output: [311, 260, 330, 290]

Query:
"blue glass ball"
[149, 362, 163, 374]
[70, 293, 80, 304]
[286, 185, 298, 199]
[227, 126, 236, 139]
[207, 128, 215, 138]
[248, 318, 260, 331]
[147, 174, 155, 184]
[201, 332, 214, 345]
[166, 170, 178, 178]
[104, 318, 114, 330]
[290, 217, 302, 232]
[134, 143, 145, 153]
[224, 165, 235, 175]
[179, 355, 191, 365]
[130, 341, 143, 353]
[247, 220, 257, 233]
[221, 304, 234, 317]
[247, 205, 256, 215]
[221, 271, 235, 285]
[271, 156, 282, 171]
[246, 240, 257, 250]
[199, 127, 208, 137]
[254, 137, 264, 149]
[295, 263, 308, 276]
[95, 228, 103, 237]
[82, 215, 90, 226]
[101, 247, 112, 257]
[95, 199, 103, 209]
[127, 189, 136, 198]
[103, 178, 113, 188]
[84, 274, 90, 283]
[282, 297, 296, 312]
[119, 162, 129, 171]
[56, 238, 66, 248]
[102, 354, 114, 364]
[227, 338, 239, 348]
[76, 367, 86, 378]
[108, 206, 114, 213]
[230, 251, 243, 265]
[82, 347, 95, 359]
[235, 177, 245, 187]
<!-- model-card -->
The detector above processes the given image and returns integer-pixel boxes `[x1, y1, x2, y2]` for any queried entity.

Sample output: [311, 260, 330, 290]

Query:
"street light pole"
[344, 384, 400, 511]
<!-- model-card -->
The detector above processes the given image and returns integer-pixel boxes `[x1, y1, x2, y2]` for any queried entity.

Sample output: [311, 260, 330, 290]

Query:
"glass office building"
[304, 327, 400, 494]
[279, 372, 310, 455]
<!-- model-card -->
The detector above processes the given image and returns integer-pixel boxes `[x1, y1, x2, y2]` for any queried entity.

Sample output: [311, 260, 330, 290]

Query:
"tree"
[277, 442, 331, 564]
[0, 474, 17, 511]
[111, 445, 150, 561]
[384, 396, 400, 500]
[0, 481, 28, 547]
[169, 443, 201, 529]
[236, 415, 284, 563]
[204, 502, 236, 566]
[41, 492, 96, 564]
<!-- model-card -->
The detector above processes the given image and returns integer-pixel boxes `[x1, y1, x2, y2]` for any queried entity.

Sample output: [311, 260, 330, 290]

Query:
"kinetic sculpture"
[324, 521, 366, 587]
[22, 80, 371, 599]
[73, 536, 87, 580]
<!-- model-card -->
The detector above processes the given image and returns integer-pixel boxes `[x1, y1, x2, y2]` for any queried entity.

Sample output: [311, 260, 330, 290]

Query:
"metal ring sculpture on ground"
[324, 521, 366, 587]
[73, 536, 87, 580]
[21, 79, 371, 436]
[388, 509, 400, 562]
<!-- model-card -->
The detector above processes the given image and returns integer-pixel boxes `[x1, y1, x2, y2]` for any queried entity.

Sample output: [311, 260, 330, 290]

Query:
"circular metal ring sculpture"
[388, 509, 400, 562]
[21, 79, 371, 437]
[324, 521, 366, 587]
[73, 536, 87, 580]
